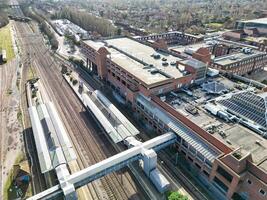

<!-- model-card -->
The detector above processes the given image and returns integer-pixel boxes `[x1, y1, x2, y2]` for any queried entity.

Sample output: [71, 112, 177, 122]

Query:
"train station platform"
[63, 74, 139, 143]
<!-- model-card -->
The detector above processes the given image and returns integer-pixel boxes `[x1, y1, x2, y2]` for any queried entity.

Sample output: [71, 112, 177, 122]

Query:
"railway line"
[15, 20, 145, 200]
[15, 21, 46, 194]
[38, 21, 208, 199]
[94, 88, 212, 200]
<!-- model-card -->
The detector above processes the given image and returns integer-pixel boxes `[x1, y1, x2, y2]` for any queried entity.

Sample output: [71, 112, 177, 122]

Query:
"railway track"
[14, 21, 46, 194]
[33, 39, 141, 200]
[16, 19, 144, 200]
[96, 89, 212, 200]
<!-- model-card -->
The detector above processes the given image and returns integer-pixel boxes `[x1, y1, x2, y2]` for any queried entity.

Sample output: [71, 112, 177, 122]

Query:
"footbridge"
[28, 132, 177, 200]
[27, 78, 177, 199]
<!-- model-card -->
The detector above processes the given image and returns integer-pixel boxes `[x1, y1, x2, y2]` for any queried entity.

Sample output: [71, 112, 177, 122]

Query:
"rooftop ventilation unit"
[150, 69, 159, 74]
[162, 62, 168, 66]
[170, 61, 176, 66]
[230, 56, 237, 60]
[242, 48, 252, 54]
[152, 54, 161, 59]
[162, 57, 167, 61]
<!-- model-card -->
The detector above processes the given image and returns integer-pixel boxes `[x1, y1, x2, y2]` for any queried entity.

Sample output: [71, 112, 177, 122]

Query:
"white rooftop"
[239, 18, 267, 25]
[105, 38, 184, 79]
[84, 38, 190, 86]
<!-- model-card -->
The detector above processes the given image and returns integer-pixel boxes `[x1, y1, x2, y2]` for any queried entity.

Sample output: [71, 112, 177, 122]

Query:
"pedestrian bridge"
[27, 132, 176, 200]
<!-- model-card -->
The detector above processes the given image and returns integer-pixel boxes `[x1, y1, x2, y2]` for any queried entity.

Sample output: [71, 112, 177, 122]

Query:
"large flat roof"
[84, 40, 169, 85]
[170, 42, 211, 54]
[105, 38, 184, 79]
[136, 94, 221, 162]
[84, 37, 189, 86]
[83, 40, 105, 51]
[162, 75, 267, 172]
[107, 46, 170, 85]
[213, 51, 266, 66]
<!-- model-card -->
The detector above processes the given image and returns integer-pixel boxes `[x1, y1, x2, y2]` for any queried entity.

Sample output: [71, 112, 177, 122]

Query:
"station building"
[81, 36, 267, 200]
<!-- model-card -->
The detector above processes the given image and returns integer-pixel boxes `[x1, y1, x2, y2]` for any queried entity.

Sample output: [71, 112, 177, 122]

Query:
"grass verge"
[0, 23, 15, 61]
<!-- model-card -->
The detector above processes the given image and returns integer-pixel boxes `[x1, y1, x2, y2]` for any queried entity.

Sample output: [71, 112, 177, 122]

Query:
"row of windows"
[107, 64, 140, 89]
[108, 69, 137, 91]
[139, 33, 198, 43]
[135, 100, 213, 169]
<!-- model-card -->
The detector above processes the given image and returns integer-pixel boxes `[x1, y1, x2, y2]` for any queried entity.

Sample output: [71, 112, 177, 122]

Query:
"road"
[15, 18, 147, 200]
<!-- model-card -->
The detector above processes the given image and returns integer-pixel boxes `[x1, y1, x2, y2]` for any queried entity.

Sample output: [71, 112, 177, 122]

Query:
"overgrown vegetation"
[52, 8, 117, 37]
[17, 109, 23, 124]
[167, 191, 189, 200]
[233, 152, 242, 160]
[69, 56, 84, 67]
[21, 6, 58, 50]
[0, 23, 15, 61]
[72, 79, 78, 85]
[262, 80, 267, 85]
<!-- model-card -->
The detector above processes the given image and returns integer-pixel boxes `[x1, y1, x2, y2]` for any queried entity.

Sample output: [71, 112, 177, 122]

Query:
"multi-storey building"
[135, 31, 204, 45]
[81, 36, 267, 200]
[81, 37, 201, 102]
[210, 50, 267, 75]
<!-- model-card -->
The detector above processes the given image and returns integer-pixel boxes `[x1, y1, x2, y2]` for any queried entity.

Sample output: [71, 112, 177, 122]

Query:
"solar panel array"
[218, 91, 267, 128]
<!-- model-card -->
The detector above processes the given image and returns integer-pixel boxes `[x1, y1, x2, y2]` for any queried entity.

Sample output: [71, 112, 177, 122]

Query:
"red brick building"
[81, 37, 199, 102]
[81, 37, 267, 200]
[210, 50, 267, 75]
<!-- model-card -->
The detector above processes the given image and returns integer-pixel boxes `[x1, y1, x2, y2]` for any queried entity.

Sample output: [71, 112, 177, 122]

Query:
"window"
[182, 140, 188, 148]
[195, 163, 201, 169]
[259, 189, 266, 196]
[203, 170, 210, 177]
[176, 135, 181, 143]
[188, 156, 193, 162]
[217, 166, 233, 182]
[189, 146, 196, 155]
[213, 177, 229, 193]
[197, 153, 204, 161]
[247, 179, 252, 185]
